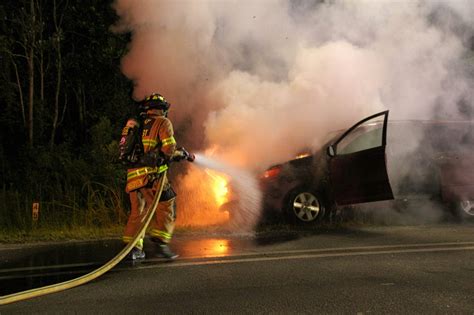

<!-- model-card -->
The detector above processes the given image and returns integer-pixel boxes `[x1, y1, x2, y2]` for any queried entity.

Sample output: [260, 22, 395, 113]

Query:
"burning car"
[259, 110, 474, 224]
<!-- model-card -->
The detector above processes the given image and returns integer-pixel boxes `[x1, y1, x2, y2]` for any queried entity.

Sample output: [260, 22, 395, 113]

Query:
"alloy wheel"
[459, 200, 474, 217]
[292, 192, 321, 222]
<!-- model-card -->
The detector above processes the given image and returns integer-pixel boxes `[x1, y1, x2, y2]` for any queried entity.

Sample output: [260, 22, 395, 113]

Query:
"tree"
[49, 0, 68, 148]
[0, 0, 133, 230]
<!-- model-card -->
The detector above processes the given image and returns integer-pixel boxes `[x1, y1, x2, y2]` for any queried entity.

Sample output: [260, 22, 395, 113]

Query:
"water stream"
[192, 153, 263, 232]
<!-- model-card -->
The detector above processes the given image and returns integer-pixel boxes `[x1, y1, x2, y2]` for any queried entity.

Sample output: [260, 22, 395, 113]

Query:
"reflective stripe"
[151, 229, 172, 241]
[123, 237, 144, 250]
[142, 139, 158, 146]
[146, 94, 165, 102]
[122, 236, 134, 242]
[127, 165, 168, 180]
[143, 138, 158, 150]
[156, 165, 168, 173]
[162, 136, 176, 147]
[127, 167, 155, 180]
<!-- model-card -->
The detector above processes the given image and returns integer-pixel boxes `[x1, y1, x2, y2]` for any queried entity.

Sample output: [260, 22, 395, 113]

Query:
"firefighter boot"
[127, 247, 146, 261]
[152, 238, 179, 260]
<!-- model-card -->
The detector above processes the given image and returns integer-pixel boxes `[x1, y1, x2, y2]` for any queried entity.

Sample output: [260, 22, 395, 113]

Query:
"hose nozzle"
[187, 153, 195, 162]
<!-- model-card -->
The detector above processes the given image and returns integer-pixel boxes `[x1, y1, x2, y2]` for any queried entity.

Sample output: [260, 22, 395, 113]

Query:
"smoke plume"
[112, 0, 474, 227]
[113, 0, 473, 169]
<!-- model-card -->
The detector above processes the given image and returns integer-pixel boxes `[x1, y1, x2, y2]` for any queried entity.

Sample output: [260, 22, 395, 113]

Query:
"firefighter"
[123, 93, 192, 260]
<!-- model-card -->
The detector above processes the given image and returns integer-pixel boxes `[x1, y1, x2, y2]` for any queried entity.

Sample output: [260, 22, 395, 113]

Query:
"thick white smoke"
[113, 0, 473, 170]
[112, 0, 474, 227]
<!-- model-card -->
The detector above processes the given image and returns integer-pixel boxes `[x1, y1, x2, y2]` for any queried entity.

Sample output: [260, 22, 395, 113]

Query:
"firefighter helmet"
[141, 93, 170, 111]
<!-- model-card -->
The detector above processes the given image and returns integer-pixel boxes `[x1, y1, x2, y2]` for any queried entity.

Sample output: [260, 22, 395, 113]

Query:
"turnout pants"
[123, 176, 176, 250]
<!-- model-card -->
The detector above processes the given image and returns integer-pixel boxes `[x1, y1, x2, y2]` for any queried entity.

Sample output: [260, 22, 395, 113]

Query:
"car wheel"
[285, 189, 326, 224]
[453, 199, 474, 221]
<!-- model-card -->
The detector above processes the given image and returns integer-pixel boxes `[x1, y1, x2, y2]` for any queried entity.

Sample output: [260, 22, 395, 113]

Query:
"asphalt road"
[1, 223, 474, 314]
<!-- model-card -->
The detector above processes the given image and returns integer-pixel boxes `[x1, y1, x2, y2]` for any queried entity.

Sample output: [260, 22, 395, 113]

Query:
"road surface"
[1, 223, 473, 313]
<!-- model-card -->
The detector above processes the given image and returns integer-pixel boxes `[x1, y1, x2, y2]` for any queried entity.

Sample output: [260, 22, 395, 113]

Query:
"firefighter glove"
[139, 150, 164, 167]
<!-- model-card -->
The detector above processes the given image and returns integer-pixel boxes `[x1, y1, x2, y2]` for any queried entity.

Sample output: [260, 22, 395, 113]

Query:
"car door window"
[336, 117, 384, 155]
[329, 110, 393, 205]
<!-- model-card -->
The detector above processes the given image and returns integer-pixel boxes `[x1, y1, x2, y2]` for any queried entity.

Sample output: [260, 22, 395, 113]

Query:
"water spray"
[191, 153, 262, 233]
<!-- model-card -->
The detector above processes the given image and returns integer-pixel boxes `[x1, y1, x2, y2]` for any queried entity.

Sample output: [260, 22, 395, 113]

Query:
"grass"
[0, 225, 124, 244]
[0, 223, 252, 244]
[0, 205, 439, 244]
[0, 180, 129, 244]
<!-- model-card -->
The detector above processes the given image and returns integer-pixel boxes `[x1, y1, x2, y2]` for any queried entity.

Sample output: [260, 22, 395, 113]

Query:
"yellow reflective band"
[127, 167, 155, 180]
[157, 165, 168, 173]
[127, 165, 168, 180]
[151, 229, 172, 240]
[123, 236, 133, 243]
[123, 237, 144, 250]
[146, 94, 165, 102]
[162, 136, 176, 147]
[142, 139, 158, 146]
[142, 139, 158, 149]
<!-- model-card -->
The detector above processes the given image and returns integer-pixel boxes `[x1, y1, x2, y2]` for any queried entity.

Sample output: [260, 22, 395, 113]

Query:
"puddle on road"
[0, 229, 308, 296]
[0, 240, 123, 296]
[174, 238, 231, 258]
[0, 236, 258, 296]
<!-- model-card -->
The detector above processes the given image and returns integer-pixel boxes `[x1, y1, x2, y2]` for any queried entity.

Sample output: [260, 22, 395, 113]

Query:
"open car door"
[328, 110, 393, 205]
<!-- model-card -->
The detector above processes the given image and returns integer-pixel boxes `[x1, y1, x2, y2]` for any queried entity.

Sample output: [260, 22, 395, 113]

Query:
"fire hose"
[0, 172, 168, 305]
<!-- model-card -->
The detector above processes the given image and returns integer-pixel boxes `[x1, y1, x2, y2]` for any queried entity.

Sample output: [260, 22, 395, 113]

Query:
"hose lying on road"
[0, 172, 167, 306]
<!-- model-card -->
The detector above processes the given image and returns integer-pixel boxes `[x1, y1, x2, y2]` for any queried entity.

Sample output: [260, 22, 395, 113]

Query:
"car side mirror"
[327, 145, 335, 157]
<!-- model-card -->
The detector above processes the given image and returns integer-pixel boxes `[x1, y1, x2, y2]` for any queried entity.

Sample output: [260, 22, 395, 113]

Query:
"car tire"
[451, 199, 474, 222]
[284, 188, 326, 225]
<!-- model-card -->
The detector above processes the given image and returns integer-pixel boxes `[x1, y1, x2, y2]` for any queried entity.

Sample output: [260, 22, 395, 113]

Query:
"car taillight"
[261, 166, 282, 179]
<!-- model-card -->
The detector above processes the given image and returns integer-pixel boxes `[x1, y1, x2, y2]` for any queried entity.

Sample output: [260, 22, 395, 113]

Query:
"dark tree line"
[0, 0, 134, 230]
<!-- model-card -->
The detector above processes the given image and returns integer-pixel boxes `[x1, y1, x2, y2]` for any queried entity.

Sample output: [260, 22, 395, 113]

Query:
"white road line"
[2, 241, 474, 275]
[137, 245, 474, 269]
[179, 241, 474, 259]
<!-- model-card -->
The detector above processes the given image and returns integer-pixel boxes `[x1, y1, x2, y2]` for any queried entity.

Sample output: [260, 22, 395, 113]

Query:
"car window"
[337, 119, 384, 155]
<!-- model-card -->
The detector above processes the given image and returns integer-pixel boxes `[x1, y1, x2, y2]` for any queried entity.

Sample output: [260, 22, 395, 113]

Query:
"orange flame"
[205, 169, 229, 207]
[175, 165, 230, 227]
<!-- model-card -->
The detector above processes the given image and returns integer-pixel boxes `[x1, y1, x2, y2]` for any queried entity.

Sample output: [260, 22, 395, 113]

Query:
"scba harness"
[120, 115, 176, 193]
[118, 117, 143, 166]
